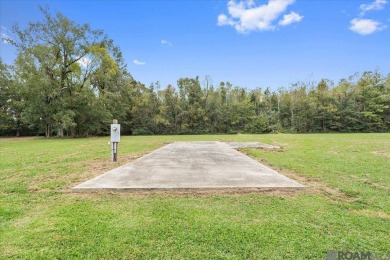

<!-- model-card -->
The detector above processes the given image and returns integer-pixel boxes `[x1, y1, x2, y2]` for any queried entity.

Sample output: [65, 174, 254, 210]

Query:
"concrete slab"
[72, 141, 303, 192]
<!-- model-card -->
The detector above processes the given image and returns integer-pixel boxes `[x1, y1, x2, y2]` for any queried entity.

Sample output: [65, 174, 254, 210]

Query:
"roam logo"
[327, 250, 390, 260]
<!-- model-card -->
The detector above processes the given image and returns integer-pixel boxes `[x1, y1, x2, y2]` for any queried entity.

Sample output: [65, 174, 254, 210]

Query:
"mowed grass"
[0, 134, 389, 258]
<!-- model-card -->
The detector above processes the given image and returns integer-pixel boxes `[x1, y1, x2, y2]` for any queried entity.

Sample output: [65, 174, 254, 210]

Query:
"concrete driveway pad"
[72, 141, 304, 191]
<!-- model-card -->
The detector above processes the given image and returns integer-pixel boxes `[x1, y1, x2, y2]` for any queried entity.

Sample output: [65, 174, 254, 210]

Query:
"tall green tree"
[0, 59, 16, 135]
[177, 77, 205, 133]
[355, 71, 389, 131]
[8, 7, 122, 137]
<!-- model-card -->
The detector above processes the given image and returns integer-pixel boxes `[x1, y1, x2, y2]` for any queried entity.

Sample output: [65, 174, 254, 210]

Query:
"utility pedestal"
[110, 119, 121, 162]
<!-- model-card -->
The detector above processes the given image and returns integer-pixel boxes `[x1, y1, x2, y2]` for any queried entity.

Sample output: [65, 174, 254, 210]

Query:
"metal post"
[110, 119, 120, 162]
[111, 142, 117, 162]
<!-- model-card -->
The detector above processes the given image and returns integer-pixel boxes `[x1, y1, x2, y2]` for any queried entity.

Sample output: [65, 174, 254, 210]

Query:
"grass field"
[0, 134, 389, 259]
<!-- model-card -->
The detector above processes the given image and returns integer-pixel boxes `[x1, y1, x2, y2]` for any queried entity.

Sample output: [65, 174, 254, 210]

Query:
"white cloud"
[360, 0, 387, 15]
[161, 40, 172, 46]
[218, 14, 235, 26]
[77, 56, 92, 67]
[217, 0, 302, 33]
[349, 0, 387, 35]
[133, 59, 145, 65]
[349, 18, 386, 35]
[279, 11, 303, 26]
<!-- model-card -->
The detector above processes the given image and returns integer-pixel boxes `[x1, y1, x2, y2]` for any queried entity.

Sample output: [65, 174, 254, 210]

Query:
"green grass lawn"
[1, 134, 389, 259]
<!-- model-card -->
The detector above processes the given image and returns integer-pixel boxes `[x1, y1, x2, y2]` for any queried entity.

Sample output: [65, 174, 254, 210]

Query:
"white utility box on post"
[111, 123, 121, 142]
[110, 119, 120, 161]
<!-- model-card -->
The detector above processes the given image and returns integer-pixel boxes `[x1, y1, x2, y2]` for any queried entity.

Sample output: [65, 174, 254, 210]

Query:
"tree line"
[1, 9, 389, 137]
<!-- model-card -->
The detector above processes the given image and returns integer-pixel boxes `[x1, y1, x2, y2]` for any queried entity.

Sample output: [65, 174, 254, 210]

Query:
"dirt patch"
[371, 151, 390, 159]
[239, 150, 359, 202]
[68, 187, 303, 198]
[349, 175, 390, 191]
[276, 168, 358, 202]
[351, 209, 390, 220]
[237, 147, 287, 154]
[259, 147, 286, 153]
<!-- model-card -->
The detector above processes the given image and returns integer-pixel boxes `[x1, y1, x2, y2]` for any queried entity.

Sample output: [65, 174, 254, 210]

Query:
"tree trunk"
[45, 124, 51, 138]
[291, 108, 294, 130]
[57, 123, 64, 137]
[277, 96, 281, 125]
[14, 116, 21, 137]
[70, 126, 76, 137]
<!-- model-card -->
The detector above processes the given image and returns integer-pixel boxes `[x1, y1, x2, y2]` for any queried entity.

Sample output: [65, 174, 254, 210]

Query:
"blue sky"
[1, 0, 389, 90]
